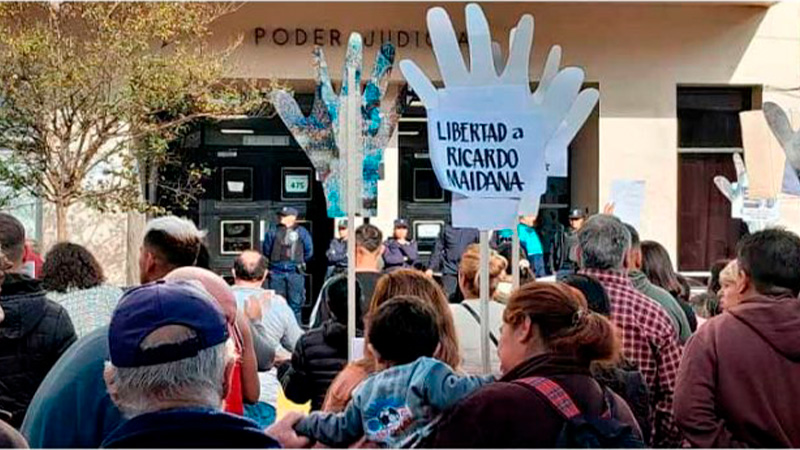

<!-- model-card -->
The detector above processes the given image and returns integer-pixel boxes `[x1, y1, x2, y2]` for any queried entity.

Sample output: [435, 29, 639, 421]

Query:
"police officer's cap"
[569, 208, 587, 219]
[394, 218, 409, 229]
[278, 206, 299, 217]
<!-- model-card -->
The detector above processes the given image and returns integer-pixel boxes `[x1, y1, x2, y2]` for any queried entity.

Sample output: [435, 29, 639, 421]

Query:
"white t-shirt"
[232, 286, 303, 407]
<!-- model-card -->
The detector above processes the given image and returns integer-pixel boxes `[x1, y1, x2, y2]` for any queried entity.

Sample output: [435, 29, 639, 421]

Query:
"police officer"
[551, 207, 586, 278]
[325, 219, 348, 279]
[426, 224, 480, 299]
[382, 218, 418, 272]
[262, 206, 313, 323]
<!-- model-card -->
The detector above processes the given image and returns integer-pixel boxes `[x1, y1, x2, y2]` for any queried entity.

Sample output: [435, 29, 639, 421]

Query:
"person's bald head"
[232, 250, 268, 285]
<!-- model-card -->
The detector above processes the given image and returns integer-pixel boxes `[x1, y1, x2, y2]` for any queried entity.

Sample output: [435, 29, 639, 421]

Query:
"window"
[677, 86, 757, 271]
[221, 167, 253, 201]
[678, 87, 752, 149]
[414, 220, 444, 255]
[220, 220, 254, 254]
[413, 168, 445, 202]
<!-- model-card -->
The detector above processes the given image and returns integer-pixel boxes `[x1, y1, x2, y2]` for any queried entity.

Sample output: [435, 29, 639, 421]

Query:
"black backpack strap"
[460, 302, 499, 347]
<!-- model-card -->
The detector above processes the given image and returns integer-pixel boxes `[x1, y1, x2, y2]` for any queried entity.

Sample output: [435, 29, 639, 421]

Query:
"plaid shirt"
[581, 269, 683, 447]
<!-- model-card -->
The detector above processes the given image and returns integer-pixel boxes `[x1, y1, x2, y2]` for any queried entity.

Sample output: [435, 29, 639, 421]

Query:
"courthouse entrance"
[192, 99, 332, 321]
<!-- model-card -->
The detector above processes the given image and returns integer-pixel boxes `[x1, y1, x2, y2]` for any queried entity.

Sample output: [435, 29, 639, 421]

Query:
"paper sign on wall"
[609, 179, 645, 230]
[399, 3, 598, 230]
[741, 198, 780, 224]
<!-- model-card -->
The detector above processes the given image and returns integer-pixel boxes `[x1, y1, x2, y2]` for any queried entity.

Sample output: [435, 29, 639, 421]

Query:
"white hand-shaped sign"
[714, 153, 778, 232]
[400, 3, 598, 229]
[764, 101, 800, 194]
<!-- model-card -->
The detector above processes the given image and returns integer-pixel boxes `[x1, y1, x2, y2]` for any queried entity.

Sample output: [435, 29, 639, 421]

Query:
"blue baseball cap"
[394, 218, 409, 228]
[109, 280, 229, 368]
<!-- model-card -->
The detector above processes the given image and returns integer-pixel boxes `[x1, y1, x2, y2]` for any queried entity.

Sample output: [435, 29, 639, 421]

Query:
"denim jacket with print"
[294, 357, 494, 448]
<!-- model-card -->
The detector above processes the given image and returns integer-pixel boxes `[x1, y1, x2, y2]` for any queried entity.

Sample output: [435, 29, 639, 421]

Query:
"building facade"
[21, 1, 800, 290]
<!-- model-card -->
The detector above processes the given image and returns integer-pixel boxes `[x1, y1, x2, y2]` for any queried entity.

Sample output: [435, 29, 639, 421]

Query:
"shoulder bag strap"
[460, 302, 499, 347]
[513, 376, 582, 420]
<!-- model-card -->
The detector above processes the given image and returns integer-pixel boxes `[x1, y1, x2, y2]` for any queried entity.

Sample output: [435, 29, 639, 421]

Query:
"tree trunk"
[55, 201, 68, 241]
[147, 162, 158, 206]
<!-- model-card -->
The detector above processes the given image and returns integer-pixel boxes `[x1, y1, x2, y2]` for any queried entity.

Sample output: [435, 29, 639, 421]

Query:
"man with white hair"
[101, 281, 279, 448]
[577, 214, 683, 447]
[21, 215, 204, 448]
[139, 216, 205, 284]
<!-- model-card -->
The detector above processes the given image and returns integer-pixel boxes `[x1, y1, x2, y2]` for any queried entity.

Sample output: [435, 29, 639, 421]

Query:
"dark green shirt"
[629, 270, 691, 343]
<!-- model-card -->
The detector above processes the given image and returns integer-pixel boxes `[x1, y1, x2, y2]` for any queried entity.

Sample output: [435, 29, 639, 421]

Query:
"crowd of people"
[0, 208, 798, 448]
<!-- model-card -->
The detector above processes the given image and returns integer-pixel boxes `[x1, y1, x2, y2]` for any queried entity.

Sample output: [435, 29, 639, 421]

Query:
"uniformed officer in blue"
[325, 219, 348, 279]
[382, 218, 418, 272]
[262, 206, 313, 323]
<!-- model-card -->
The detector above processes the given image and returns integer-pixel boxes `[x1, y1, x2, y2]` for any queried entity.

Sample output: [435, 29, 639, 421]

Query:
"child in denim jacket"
[293, 295, 494, 448]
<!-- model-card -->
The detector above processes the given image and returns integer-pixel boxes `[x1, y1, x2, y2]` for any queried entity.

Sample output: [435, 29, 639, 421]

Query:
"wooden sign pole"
[479, 230, 491, 374]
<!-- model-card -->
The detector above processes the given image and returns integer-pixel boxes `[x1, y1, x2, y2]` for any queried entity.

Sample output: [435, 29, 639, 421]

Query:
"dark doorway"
[191, 96, 333, 323]
[677, 86, 756, 270]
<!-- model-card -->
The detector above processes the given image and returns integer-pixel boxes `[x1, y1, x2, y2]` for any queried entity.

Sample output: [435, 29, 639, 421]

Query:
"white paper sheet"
[452, 194, 518, 230]
[226, 181, 245, 193]
[741, 198, 780, 225]
[350, 337, 365, 361]
[609, 179, 646, 230]
[426, 86, 545, 203]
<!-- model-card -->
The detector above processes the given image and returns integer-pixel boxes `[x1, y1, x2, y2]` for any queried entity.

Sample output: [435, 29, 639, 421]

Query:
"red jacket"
[675, 294, 800, 448]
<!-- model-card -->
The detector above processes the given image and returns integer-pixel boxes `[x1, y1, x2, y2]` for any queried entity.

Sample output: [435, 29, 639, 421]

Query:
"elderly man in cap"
[101, 280, 281, 448]
[383, 218, 418, 272]
[262, 207, 313, 323]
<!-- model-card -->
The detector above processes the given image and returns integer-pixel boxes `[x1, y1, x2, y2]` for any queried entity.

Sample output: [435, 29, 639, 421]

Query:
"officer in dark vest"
[262, 206, 313, 323]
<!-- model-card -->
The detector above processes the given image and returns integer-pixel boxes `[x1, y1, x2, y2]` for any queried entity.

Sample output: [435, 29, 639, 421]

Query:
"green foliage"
[0, 2, 281, 226]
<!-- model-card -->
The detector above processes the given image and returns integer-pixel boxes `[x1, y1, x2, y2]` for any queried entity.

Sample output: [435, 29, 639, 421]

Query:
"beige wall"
[207, 1, 800, 264]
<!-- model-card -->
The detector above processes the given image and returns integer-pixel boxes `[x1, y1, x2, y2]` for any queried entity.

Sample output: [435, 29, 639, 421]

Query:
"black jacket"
[428, 226, 479, 275]
[551, 225, 580, 274]
[382, 238, 418, 271]
[0, 274, 76, 427]
[101, 407, 279, 448]
[280, 321, 348, 411]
